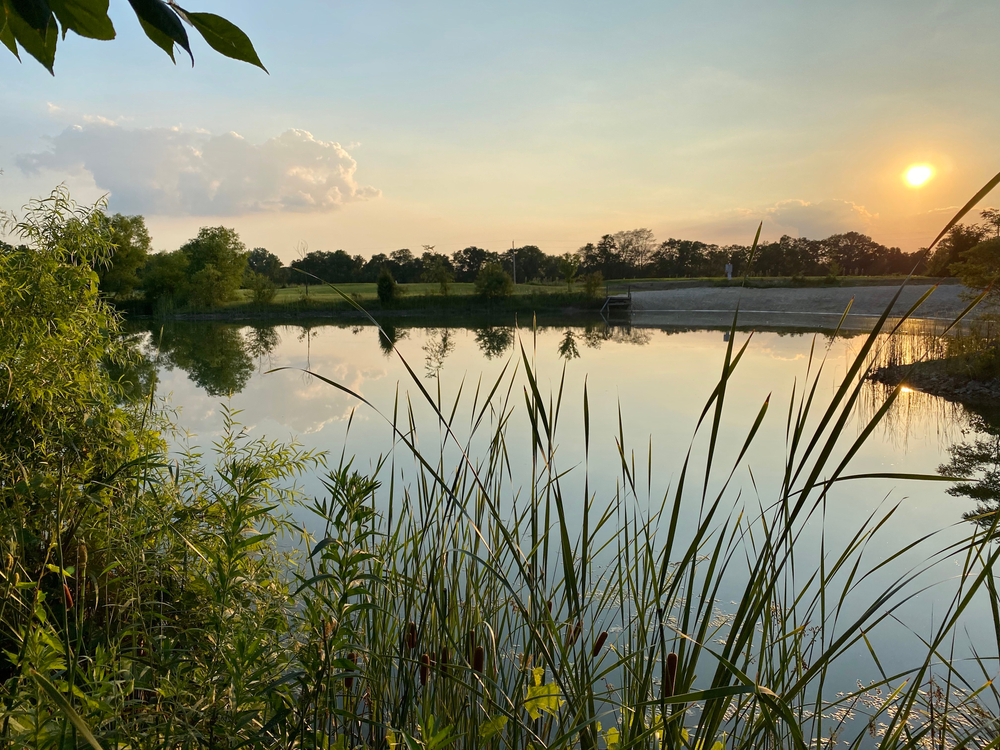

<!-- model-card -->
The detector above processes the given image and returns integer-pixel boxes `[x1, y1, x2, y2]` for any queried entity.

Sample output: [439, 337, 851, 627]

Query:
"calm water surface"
[132, 315, 994, 698]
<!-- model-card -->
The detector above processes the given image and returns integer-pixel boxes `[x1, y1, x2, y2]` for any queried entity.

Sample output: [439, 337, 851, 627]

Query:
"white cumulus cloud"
[17, 123, 381, 216]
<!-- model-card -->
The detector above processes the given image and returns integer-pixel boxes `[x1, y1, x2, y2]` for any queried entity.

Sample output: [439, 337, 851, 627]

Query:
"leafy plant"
[1, 0, 266, 74]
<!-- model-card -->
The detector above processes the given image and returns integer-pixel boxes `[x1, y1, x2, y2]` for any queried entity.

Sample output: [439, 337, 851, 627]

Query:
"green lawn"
[236, 281, 578, 305]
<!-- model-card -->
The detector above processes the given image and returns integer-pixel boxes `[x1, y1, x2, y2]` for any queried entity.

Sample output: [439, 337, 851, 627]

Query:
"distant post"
[725, 261, 733, 281]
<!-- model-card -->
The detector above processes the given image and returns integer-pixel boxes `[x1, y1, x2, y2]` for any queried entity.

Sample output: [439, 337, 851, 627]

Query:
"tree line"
[3, 208, 997, 309]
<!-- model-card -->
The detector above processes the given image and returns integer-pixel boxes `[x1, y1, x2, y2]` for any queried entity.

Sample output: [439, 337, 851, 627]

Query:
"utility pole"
[511, 241, 517, 286]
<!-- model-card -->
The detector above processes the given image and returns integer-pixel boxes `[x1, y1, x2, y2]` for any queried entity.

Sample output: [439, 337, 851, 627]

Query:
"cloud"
[17, 123, 381, 216]
[764, 199, 876, 238]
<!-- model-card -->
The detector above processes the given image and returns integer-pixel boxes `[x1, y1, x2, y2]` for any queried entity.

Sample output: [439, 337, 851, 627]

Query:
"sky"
[1, 0, 998, 262]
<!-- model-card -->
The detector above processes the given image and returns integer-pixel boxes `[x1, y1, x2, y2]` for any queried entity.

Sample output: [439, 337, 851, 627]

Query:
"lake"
[128, 312, 996, 713]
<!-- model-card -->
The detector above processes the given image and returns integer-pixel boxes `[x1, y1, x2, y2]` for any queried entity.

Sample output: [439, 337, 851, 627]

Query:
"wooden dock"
[602, 285, 632, 314]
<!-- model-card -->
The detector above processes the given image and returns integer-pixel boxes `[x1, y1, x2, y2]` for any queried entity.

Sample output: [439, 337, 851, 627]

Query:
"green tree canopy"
[180, 225, 248, 307]
[97, 212, 151, 298]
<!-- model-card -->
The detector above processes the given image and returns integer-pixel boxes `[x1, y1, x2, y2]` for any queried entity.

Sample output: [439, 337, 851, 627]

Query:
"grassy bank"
[114, 277, 960, 321]
[118, 282, 604, 319]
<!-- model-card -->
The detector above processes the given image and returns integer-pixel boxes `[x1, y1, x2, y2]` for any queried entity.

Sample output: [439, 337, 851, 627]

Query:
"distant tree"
[180, 226, 248, 306]
[142, 250, 190, 307]
[949, 237, 1000, 298]
[389, 248, 422, 283]
[452, 246, 498, 282]
[982, 208, 1000, 239]
[98, 213, 151, 298]
[614, 229, 656, 276]
[475, 263, 514, 300]
[559, 253, 579, 289]
[510, 245, 546, 282]
[926, 224, 990, 277]
[377, 266, 400, 307]
[291, 249, 360, 284]
[421, 253, 454, 295]
[246, 247, 285, 284]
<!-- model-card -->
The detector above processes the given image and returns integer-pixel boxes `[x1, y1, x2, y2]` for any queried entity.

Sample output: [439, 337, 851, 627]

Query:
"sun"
[904, 164, 933, 187]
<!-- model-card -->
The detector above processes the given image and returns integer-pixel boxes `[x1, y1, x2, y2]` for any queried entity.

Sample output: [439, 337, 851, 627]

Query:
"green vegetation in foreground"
[4, 186, 1000, 749]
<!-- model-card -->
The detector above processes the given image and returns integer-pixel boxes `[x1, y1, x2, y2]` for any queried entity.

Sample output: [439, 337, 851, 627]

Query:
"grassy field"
[248, 280, 580, 305]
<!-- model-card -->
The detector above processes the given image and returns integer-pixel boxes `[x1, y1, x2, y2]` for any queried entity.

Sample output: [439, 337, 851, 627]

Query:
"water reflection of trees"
[475, 326, 513, 359]
[423, 328, 455, 378]
[939, 413, 1000, 533]
[377, 323, 408, 357]
[558, 330, 580, 360]
[128, 322, 282, 397]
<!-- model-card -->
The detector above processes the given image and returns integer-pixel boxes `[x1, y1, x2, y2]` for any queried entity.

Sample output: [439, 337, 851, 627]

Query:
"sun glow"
[904, 164, 933, 187]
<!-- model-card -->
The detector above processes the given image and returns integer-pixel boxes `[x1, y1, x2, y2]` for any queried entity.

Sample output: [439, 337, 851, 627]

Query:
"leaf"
[1, 19, 19, 58]
[30, 671, 103, 750]
[126, 0, 190, 63]
[524, 681, 564, 720]
[7, 7, 55, 72]
[180, 10, 266, 71]
[479, 715, 508, 741]
[48, 0, 113, 40]
[9, 0, 50, 33]
[386, 730, 399, 750]
[604, 727, 620, 749]
[136, 14, 173, 60]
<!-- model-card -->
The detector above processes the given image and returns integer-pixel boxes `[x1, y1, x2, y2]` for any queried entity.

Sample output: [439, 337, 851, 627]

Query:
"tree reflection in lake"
[474, 326, 513, 360]
[558, 330, 580, 361]
[423, 328, 455, 378]
[939, 413, 1000, 533]
[377, 322, 408, 356]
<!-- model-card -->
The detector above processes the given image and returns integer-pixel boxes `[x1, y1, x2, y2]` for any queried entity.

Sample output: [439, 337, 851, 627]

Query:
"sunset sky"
[2, 0, 998, 262]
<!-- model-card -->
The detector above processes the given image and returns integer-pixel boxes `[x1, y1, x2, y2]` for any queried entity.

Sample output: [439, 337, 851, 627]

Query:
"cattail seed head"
[466, 629, 476, 662]
[63, 583, 74, 610]
[665, 651, 678, 698]
[420, 653, 430, 686]
[439, 647, 449, 673]
[78, 543, 87, 567]
[323, 620, 333, 639]
[345, 652, 357, 689]
[592, 631, 608, 658]
[473, 646, 485, 673]
[406, 621, 417, 650]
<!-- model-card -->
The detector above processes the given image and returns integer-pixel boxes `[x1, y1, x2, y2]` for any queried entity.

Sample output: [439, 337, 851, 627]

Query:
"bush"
[377, 265, 399, 307]
[474, 262, 514, 299]
[582, 270, 604, 299]
[245, 270, 277, 304]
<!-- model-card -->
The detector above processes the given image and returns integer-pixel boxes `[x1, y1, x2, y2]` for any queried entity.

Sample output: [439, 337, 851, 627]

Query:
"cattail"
[547, 600, 553, 614]
[473, 646, 485, 673]
[406, 621, 417, 650]
[592, 631, 608, 658]
[665, 651, 678, 698]
[439, 646, 449, 673]
[78, 542, 88, 568]
[63, 583, 74, 610]
[345, 652, 356, 690]
[420, 653, 430, 686]
[466, 629, 476, 663]
[324, 620, 333, 639]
